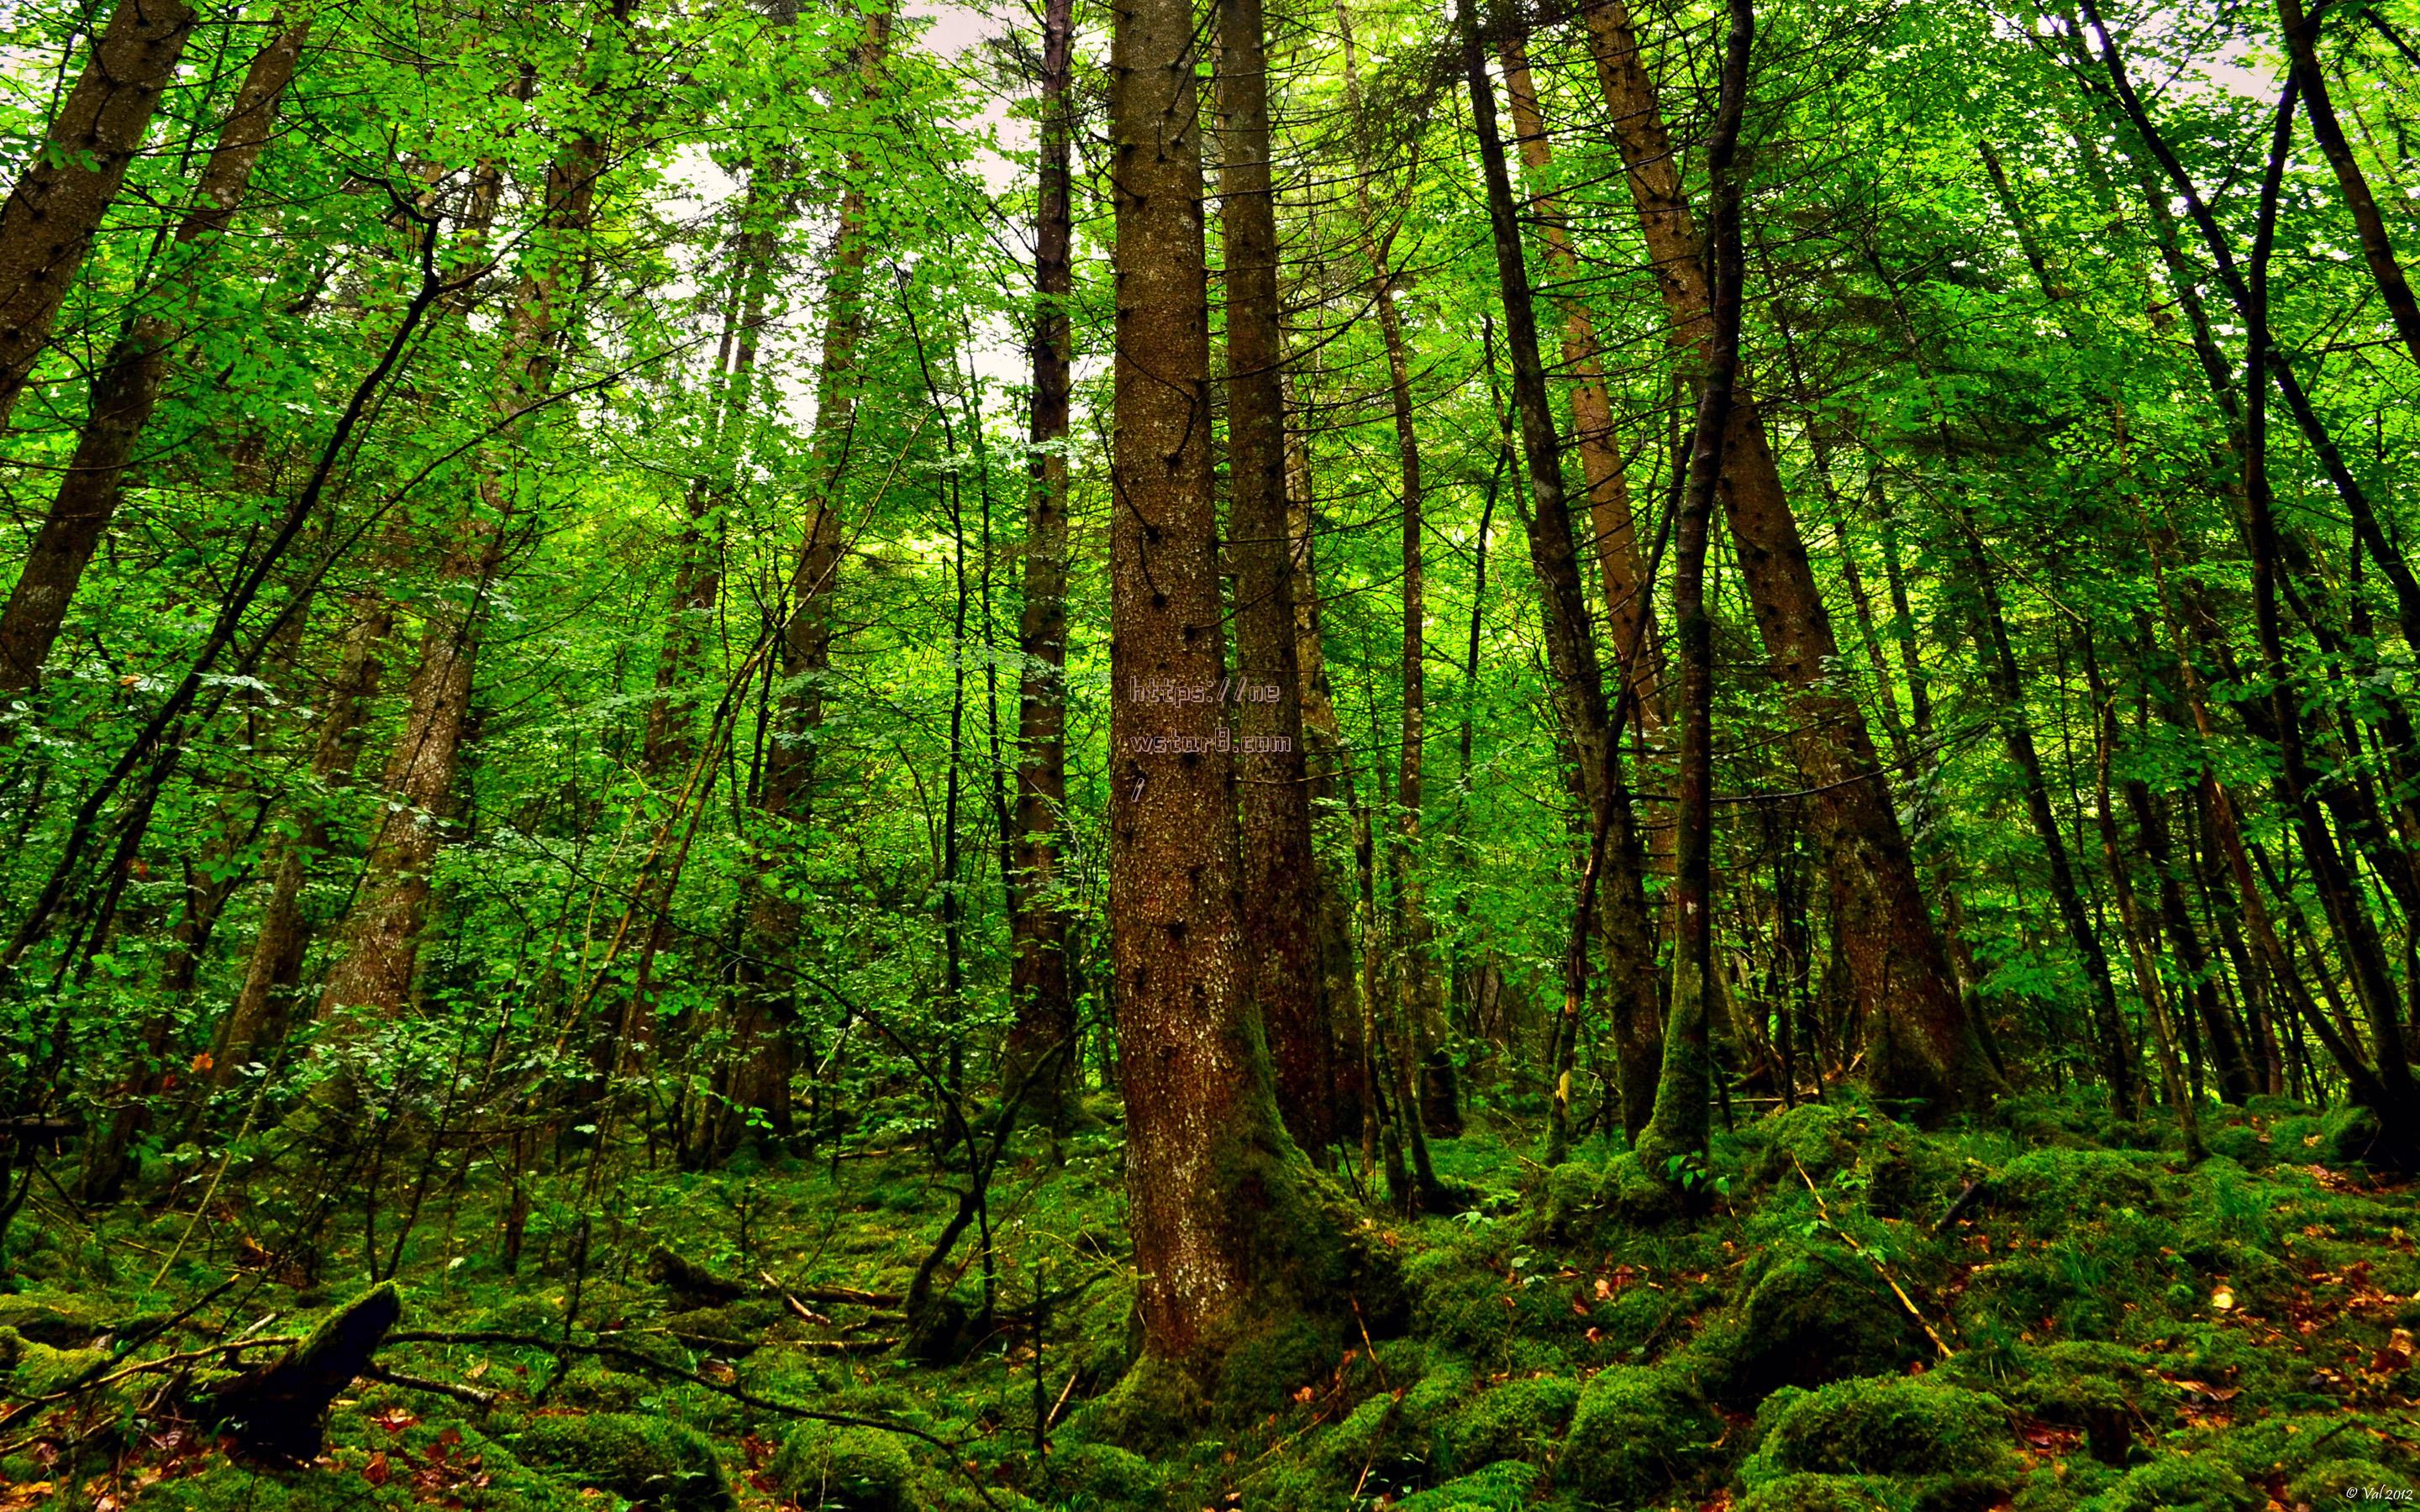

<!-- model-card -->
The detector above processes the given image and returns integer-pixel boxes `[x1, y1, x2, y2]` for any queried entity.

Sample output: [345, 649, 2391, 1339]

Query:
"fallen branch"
[360, 1363, 497, 1410]
[1793, 1156, 1954, 1360]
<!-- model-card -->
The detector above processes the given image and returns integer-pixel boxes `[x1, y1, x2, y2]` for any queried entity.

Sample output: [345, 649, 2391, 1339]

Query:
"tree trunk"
[1220, 0, 1329, 1152]
[2123, 775, 2254, 1105]
[1000, 0, 1081, 1127]
[710, 11, 891, 1158]
[213, 594, 394, 1088]
[0, 0, 198, 427]
[1461, 0, 1660, 1158]
[1640, 0, 1750, 1177]
[315, 109, 608, 1033]
[2278, 0, 2420, 372]
[1581, 0, 1997, 1117]
[1109, 0, 1364, 1392]
[1962, 526, 2137, 1111]
[1497, 36, 1660, 728]
[0, 23, 308, 694]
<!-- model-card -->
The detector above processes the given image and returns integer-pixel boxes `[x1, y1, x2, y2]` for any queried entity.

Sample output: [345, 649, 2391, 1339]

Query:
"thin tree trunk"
[314, 102, 608, 1036]
[1498, 36, 1660, 729]
[1000, 0, 1080, 1127]
[1640, 0, 1750, 1176]
[1220, 0, 1329, 1154]
[1962, 528, 2136, 1111]
[1460, 0, 1659, 1158]
[711, 11, 891, 1158]
[2278, 0, 2420, 371]
[1581, 0, 1996, 1116]
[0, 0, 198, 427]
[0, 22, 308, 694]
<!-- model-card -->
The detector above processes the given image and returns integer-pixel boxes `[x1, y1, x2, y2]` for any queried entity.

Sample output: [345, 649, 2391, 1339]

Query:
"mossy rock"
[772, 1422, 914, 1512]
[1050, 1440, 1160, 1504]
[513, 1410, 732, 1510]
[1395, 1457, 1548, 1509]
[1751, 1100, 1939, 1218]
[1557, 1362, 1715, 1504]
[1738, 1473, 1917, 1512]
[2320, 1104, 2385, 1166]
[1431, 1373, 1577, 1475]
[1741, 1374, 2015, 1484]
[1728, 1240, 1928, 1400]
[2073, 1454, 2259, 1512]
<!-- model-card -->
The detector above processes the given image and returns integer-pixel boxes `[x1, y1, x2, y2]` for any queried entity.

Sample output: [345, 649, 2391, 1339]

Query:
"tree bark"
[708, 11, 891, 1158]
[1580, 0, 1997, 1117]
[1109, 0, 1362, 1388]
[0, 0, 198, 427]
[1640, 0, 1750, 1176]
[1220, 0, 1329, 1152]
[0, 23, 308, 694]
[315, 101, 608, 1033]
[1000, 0, 1081, 1128]
[1962, 526, 2136, 1111]
[1497, 37, 1660, 729]
[1462, 0, 1660, 1157]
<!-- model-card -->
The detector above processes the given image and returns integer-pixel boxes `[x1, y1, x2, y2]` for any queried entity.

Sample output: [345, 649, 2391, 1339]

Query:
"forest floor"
[3, 1089, 2419, 1511]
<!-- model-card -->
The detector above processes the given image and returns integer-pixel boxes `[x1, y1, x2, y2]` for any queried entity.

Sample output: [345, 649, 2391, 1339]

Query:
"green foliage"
[512, 1411, 733, 1511]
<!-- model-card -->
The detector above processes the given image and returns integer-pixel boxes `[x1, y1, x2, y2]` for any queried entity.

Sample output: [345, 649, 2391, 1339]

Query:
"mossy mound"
[1741, 1374, 2015, 1484]
[2290, 1458, 2417, 1503]
[2071, 1453, 2260, 1511]
[1728, 1239, 1928, 1399]
[1738, 1473, 1918, 1512]
[1749, 1099, 1943, 1218]
[1992, 1149, 2158, 1221]
[771, 1422, 915, 1512]
[1395, 1457, 1551, 1509]
[0, 1289, 118, 1347]
[8, 1331, 110, 1396]
[1557, 1360, 1716, 1504]
[513, 1410, 732, 1510]
[1050, 1440, 1160, 1504]
[1429, 1372, 1576, 1474]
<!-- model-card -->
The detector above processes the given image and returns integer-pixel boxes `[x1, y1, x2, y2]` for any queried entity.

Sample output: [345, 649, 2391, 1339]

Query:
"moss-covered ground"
[4, 1090, 2419, 1509]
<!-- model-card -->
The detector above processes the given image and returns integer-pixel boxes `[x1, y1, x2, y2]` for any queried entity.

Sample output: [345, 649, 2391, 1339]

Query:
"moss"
[513, 1410, 732, 1511]
[1750, 1098, 1941, 1218]
[0, 1290, 114, 1347]
[1994, 1150, 2157, 1220]
[1728, 1239, 1927, 1400]
[2072, 1455, 2260, 1512]
[1430, 1373, 1577, 1475]
[1739, 1374, 2014, 1486]
[1050, 1441, 1160, 1505]
[1557, 1361, 1715, 1504]
[772, 1422, 915, 1512]
[2321, 1104, 2385, 1165]
[1737, 1473, 1917, 1512]
[9, 1336, 109, 1396]
[1394, 1457, 1549, 1510]
[2290, 1458, 2416, 1503]
[552, 1358, 649, 1410]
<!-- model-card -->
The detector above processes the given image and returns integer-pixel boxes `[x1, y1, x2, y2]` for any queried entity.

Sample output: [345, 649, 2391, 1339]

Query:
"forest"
[0, 0, 2417, 1504]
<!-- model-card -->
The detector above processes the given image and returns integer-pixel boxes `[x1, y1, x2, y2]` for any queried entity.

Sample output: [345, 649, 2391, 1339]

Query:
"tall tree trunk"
[2124, 774, 2254, 1105]
[2238, 76, 2420, 1165]
[1108, 0, 1359, 1389]
[1640, 0, 1750, 1176]
[2084, 640, 2202, 1158]
[1497, 36, 1659, 728]
[709, 11, 891, 1158]
[0, 23, 308, 695]
[1000, 0, 1080, 1127]
[1220, 0, 1329, 1152]
[314, 104, 608, 1035]
[0, 0, 198, 427]
[1580, 0, 1997, 1116]
[1460, 0, 1660, 1158]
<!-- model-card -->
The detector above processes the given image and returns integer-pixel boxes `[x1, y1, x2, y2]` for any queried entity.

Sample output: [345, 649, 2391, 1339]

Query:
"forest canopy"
[0, 0, 2418, 1504]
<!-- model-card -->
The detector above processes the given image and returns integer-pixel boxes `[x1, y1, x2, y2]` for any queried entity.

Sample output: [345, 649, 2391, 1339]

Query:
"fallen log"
[197, 1282, 400, 1462]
